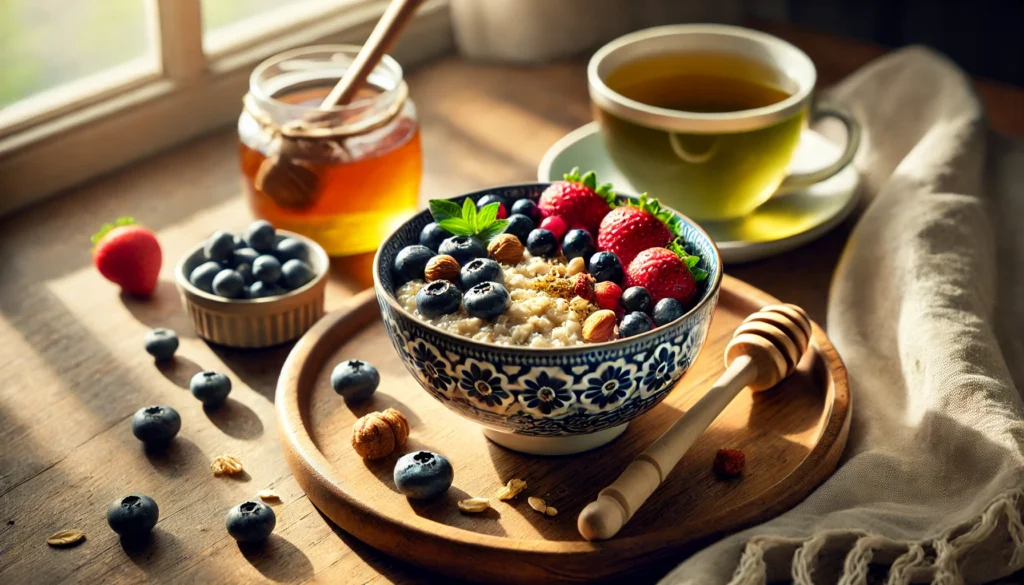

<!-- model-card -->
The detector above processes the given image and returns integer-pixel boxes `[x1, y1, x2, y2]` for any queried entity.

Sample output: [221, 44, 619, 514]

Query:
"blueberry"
[330, 360, 380, 401]
[393, 245, 435, 283]
[107, 494, 159, 538]
[281, 259, 316, 289]
[144, 328, 178, 361]
[393, 451, 454, 500]
[231, 247, 259, 268]
[621, 286, 653, 314]
[511, 198, 542, 222]
[588, 252, 623, 284]
[438, 236, 486, 265]
[419, 222, 450, 252]
[212, 269, 245, 299]
[463, 281, 510, 320]
[252, 254, 282, 284]
[131, 405, 181, 447]
[190, 371, 232, 407]
[233, 235, 248, 250]
[653, 298, 687, 326]
[477, 193, 508, 210]
[415, 280, 462, 318]
[526, 229, 557, 257]
[190, 261, 223, 293]
[562, 229, 595, 261]
[274, 237, 309, 263]
[502, 214, 535, 244]
[246, 220, 276, 253]
[249, 281, 285, 299]
[236, 263, 254, 286]
[619, 311, 654, 338]
[225, 500, 276, 543]
[204, 231, 236, 263]
[460, 258, 504, 289]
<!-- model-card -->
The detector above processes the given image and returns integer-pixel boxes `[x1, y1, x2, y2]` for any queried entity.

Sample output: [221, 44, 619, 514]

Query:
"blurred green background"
[0, 0, 293, 108]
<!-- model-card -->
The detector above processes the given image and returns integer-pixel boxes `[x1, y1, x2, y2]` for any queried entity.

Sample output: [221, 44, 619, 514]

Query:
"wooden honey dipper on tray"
[578, 304, 813, 541]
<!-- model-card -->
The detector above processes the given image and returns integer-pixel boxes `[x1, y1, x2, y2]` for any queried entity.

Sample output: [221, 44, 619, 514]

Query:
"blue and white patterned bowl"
[372, 184, 722, 455]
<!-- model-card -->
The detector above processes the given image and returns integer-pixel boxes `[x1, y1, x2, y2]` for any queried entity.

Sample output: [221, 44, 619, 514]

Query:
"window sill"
[0, 0, 452, 217]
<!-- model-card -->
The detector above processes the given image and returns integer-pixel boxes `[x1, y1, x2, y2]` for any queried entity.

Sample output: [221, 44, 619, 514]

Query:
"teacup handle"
[777, 104, 861, 194]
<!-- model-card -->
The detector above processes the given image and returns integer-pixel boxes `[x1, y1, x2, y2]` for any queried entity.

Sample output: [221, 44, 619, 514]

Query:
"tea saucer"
[537, 122, 860, 263]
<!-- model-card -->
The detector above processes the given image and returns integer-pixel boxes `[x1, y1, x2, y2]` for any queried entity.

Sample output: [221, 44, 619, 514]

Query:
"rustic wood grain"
[275, 278, 850, 583]
[0, 22, 1020, 585]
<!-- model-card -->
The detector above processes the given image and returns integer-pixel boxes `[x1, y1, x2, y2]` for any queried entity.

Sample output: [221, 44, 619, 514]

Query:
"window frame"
[0, 0, 452, 217]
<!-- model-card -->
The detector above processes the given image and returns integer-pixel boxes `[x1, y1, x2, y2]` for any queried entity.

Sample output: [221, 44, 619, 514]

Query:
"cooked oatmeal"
[396, 254, 597, 347]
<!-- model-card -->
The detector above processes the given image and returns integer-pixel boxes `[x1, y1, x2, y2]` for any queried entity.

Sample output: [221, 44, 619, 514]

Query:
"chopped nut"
[572, 273, 595, 301]
[457, 498, 491, 514]
[566, 256, 585, 276]
[583, 310, 617, 343]
[495, 478, 528, 500]
[211, 455, 244, 476]
[352, 408, 410, 460]
[425, 254, 460, 282]
[527, 497, 548, 514]
[488, 233, 525, 264]
[257, 489, 281, 502]
[46, 529, 85, 547]
[545, 506, 558, 516]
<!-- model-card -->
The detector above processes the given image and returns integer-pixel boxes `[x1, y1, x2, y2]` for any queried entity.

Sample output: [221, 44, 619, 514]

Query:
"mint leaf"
[476, 202, 499, 230]
[429, 199, 462, 222]
[462, 198, 477, 227]
[478, 220, 509, 242]
[439, 218, 474, 236]
[691, 267, 709, 283]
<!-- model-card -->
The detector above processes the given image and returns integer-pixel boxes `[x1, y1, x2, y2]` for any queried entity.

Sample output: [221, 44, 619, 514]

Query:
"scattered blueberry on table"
[464, 282, 511, 320]
[621, 286, 653, 314]
[393, 451, 454, 500]
[131, 405, 181, 447]
[460, 258, 504, 289]
[190, 371, 232, 407]
[225, 500, 276, 543]
[107, 494, 159, 539]
[653, 298, 686, 326]
[330, 360, 380, 402]
[143, 328, 178, 361]
[416, 280, 462, 318]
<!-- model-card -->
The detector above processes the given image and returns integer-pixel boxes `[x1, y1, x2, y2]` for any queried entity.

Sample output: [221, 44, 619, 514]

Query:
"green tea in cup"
[589, 25, 859, 221]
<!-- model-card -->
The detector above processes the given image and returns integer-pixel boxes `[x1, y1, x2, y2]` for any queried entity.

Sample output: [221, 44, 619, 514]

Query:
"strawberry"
[597, 194, 676, 267]
[92, 217, 162, 297]
[624, 247, 698, 305]
[572, 273, 595, 301]
[594, 281, 622, 312]
[538, 168, 615, 236]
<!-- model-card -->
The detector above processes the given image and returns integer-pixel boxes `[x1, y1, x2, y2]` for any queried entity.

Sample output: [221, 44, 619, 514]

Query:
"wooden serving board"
[276, 275, 850, 584]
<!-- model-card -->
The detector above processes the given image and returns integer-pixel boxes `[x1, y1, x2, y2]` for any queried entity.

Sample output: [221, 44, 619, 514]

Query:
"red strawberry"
[625, 247, 697, 305]
[539, 168, 614, 236]
[92, 218, 162, 297]
[597, 194, 676, 267]
[594, 281, 622, 311]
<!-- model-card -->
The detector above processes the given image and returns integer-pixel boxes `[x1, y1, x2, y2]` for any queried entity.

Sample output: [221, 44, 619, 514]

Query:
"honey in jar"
[239, 46, 422, 256]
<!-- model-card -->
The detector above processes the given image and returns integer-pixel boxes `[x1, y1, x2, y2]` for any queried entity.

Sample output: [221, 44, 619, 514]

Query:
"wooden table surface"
[2, 23, 1022, 585]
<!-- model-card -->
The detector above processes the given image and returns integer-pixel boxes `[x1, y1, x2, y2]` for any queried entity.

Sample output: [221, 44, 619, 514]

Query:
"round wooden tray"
[276, 275, 850, 583]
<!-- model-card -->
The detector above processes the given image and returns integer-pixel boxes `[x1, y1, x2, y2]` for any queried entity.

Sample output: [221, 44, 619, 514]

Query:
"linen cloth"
[663, 47, 1024, 585]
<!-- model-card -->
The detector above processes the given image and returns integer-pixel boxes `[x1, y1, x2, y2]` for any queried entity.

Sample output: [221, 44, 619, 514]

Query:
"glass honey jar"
[239, 46, 422, 256]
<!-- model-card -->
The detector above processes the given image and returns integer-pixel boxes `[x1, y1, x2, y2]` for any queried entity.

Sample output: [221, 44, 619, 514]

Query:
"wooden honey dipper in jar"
[578, 304, 813, 541]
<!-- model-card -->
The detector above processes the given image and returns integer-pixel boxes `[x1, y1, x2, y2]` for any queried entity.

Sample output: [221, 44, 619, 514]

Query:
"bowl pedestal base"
[482, 424, 628, 456]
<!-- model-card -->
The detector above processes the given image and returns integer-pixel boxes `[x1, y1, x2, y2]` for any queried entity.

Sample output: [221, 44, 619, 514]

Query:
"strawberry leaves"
[667, 239, 709, 283]
[621, 193, 682, 234]
[429, 198, 509, 242]
[563, 167, 616, 206]
[91, 217, 136, 246]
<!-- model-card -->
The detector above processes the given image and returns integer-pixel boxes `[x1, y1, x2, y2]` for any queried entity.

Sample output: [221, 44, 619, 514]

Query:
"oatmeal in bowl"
[373, 172, 722, 455]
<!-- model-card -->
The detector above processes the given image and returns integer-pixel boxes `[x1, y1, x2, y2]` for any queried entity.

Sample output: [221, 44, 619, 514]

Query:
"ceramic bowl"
[176, 230, 329, 349]
[373, 184, 722, 455]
